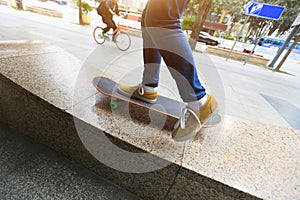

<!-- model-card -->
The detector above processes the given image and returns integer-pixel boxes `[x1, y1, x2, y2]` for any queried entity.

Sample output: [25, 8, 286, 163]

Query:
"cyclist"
[97, 0, 120, 39]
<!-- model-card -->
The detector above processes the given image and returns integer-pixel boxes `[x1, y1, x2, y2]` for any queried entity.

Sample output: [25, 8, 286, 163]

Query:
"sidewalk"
[196, 52, 300, 130]
[0, 122, 139, 200]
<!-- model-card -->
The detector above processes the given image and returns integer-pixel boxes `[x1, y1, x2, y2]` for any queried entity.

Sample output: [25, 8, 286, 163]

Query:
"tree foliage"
[194, 0, 300, 38]
[182, 17, 195, 31]
[80, 2, 93, 13]
[270, 0, 300, 35]
[247, 0, 299, 37]
[184, 0, 200, 16]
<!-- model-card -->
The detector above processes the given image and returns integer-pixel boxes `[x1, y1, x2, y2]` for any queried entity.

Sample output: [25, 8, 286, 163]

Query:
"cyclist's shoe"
[172, 94, 218, 142]
[102, 32, 109, 38]
[117, 84, 158, 104]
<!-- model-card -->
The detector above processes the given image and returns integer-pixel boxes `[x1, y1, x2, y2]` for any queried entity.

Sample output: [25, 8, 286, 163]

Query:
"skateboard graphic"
[92, 76, 221, 129]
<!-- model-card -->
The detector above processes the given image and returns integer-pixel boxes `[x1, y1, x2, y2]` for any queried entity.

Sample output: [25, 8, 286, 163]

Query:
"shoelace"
[174, 107, 201, 129]
[138, 84, 144, 96]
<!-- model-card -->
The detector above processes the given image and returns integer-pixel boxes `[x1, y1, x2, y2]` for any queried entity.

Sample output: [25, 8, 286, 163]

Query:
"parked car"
[198, 32, 220, 46]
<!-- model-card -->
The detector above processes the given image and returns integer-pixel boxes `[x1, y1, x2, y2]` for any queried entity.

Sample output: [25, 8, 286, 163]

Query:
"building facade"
[118, 0, 147, 13]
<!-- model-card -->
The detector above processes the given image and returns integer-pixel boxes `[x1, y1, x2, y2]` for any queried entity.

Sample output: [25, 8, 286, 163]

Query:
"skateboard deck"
[92, 76, 221, 128]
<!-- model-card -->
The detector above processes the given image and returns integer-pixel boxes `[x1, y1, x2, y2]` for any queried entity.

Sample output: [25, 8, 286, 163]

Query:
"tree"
[209, 0, 299, 38]
[275, 33, 300, 71]
[185, 0, 299, 47]
[269, 0, 300, 35]
[268, 21, 280, 36]
[77, 0, 93, 25]
[188, 0, 213, 50]
[208, 0, 248, 36]
[226, 0, 247, 36]
[184, 0, 199, 16]
[244, 17, 271, 42]
[242, 0, 299, 37]
[81, 2, 93, 13]
[78, 0, 83, 25]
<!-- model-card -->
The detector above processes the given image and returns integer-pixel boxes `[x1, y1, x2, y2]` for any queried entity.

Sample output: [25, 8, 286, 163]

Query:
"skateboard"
[92, 76, 221, 128]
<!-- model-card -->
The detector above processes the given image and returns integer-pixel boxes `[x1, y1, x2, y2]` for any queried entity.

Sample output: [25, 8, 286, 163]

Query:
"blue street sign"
[244, 2, 285, 21]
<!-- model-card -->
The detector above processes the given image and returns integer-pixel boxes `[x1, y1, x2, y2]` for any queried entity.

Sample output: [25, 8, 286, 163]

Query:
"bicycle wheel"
[93, 26, 105, 44]
[115, 31, 131, 51]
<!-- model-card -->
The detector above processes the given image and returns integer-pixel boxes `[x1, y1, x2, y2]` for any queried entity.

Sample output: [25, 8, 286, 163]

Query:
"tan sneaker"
[117, 84, 158, 104]
[172, 94, 218, 142]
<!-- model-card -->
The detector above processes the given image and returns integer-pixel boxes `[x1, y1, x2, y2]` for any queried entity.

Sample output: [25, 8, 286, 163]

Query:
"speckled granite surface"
[1, 41, 299, 199]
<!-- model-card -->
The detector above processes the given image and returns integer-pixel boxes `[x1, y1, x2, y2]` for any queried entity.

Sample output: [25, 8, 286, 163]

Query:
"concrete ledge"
[26, 5, 62, 18]
[0, 1, 8, 5]
[125, 29, 142, 38]
[206, 46, 270, 66]
[0, 41, 299, 199]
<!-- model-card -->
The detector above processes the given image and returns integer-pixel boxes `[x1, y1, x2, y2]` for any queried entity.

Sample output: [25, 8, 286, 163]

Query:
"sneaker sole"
[173, 109, 219, 142]
[173, 124, 202, 142]
[201, 107, 220, 128]
[117, 87, 157, 104]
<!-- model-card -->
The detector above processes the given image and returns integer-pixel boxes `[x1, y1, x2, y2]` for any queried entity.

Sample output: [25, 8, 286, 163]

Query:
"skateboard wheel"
[109, 101, 118, 109]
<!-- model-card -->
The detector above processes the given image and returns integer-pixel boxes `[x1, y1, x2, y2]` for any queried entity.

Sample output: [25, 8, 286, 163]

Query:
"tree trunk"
[275, 34, 300, 71]
[228, 22, 235, 36]
[78, 0, 83, 25]
[188, 0, 213, 50]
[268, 22, 279, 36]
[244, 26, 252, 43]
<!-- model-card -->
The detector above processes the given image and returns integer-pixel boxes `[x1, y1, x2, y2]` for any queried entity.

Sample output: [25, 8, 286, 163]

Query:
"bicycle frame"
[93, 24, 131, 51]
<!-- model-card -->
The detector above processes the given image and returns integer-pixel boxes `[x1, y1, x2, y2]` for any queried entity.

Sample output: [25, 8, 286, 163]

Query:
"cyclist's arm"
[108, 8, 117, 16]
[107, 1, 120, 16]
[114, 3, 120, 16]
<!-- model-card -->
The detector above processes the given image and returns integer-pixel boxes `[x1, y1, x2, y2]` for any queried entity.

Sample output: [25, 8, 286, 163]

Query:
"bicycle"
[93, 25, 131, 51]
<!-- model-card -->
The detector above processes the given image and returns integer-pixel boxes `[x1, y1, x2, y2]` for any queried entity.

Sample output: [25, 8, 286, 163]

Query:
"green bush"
[224, 35, 235, 40]
[182, 17, 195, 31]
[81, 2, 93, 14]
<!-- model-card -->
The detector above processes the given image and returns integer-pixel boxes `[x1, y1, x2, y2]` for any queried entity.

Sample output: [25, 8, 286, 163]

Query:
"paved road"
[1, 5, 299, 130]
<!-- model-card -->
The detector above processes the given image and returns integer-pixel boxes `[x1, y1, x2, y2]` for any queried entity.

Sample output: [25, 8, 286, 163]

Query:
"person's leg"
[111, 20, 117, 32]
[160, 49, 206, 102]
[142, 27, 161, 87]
[111, 20, 118, 41]
[117, 27, 161, 104]
[146, 28, 218, 141]
[102, 17, 109, 33]
[102, 17, 115, 33]
[149, 28, 206, 102]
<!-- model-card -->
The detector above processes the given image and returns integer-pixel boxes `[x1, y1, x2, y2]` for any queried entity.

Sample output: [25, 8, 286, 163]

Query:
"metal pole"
[268, 25, 300, 68]
[243, 21, 271, 65]
[226, 15, 250, 61]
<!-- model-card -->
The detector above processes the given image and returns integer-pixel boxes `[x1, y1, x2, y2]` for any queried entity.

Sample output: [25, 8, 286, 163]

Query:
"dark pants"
[102, 16, 117, 33]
